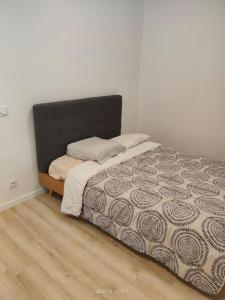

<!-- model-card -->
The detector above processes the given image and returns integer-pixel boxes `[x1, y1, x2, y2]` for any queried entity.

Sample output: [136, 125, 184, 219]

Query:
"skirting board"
[0, 188, 46, 213]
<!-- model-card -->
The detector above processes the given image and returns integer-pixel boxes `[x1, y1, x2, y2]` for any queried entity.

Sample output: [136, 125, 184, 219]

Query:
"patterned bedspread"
[80, 145, 225, 295]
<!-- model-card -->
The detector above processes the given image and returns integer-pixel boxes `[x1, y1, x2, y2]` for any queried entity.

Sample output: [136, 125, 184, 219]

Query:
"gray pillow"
[67, 137, 125, 164]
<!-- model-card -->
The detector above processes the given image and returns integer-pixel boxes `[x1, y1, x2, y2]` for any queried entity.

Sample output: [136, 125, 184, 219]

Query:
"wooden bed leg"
[49, 189, 53, 197]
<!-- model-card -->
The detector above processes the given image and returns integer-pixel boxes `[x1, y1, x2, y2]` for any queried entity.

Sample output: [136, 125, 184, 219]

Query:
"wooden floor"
[0, 194, 224, 300]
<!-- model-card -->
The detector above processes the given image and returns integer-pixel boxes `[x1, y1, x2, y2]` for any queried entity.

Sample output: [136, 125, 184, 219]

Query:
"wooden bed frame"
[38, 172, 64, 196]
[33, 95, 122, 196]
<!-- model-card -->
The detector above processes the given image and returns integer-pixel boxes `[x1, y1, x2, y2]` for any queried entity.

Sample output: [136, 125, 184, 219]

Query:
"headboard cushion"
[33, 95, 122, 173]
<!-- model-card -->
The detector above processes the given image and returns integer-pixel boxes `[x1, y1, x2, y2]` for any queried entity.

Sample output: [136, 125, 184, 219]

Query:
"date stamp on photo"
[96, 288, 128, 295]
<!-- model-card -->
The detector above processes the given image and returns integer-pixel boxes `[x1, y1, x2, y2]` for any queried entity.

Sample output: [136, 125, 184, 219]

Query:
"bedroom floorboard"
[0, 193, 224, 300]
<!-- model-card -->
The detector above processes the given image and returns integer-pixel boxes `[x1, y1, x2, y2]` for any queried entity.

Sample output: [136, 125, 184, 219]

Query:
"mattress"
[62, 141, 225, 295]
[48, 155, 83, 180]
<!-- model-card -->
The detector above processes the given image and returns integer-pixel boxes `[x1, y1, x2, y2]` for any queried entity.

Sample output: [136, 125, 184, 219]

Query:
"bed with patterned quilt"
[61, 140, 225, 295]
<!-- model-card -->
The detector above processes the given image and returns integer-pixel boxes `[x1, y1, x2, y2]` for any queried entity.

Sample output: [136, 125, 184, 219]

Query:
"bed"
[33, 95, 225, 295]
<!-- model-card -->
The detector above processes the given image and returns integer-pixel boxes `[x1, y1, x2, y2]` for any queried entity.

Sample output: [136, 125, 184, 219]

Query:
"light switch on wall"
[0, 105, 9, 117]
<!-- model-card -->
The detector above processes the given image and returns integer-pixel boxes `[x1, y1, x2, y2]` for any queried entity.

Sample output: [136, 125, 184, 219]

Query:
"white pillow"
[67, 137, 125, 164]
[112, 133, 150, 150]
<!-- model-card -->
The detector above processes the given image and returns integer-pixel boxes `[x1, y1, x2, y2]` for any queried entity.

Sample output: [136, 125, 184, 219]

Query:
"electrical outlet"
[0, 105, 9, 117]
[9, 179, 18, 190]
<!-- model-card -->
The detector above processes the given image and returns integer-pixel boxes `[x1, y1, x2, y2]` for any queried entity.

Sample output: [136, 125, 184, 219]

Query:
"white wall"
[138, 0, 225, 160]
[1, 0, 225, 208]
[0, 0, 144, 205]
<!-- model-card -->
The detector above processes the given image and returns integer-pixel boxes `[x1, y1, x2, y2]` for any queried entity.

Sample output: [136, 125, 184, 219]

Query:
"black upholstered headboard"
[33, 95, 122, 173]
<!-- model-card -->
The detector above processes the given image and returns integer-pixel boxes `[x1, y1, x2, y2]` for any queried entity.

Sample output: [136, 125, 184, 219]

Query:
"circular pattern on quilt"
[205, 167, 225, 178]
[215, 160, 225, 167]
[136, 156, 156, 165]
[155, 153, 177, 163]
[155, 163, 180, 172]
[159, 185, 191, 199]
[132, 175, 159, 189]
[154, 146, 176, 155]
[201, 158, 213, 166]
[201, 158, 225, 168]
[132, 164, 157, 176]
[143, 150, 154, 156]
[151, 245, 179, 273]
[137, 210, 167, 243]
[181, 170, 209, 182]
[163, 200, 199, 226]
[202, 217, 225, 252]
[177, 152, 199, 160]
[104, 178, 132, 197]
[178, 160, 203, 170]
[211, 255, 225, 283]
[213, 177, 225, 191]
[184, 269, 219, 295]
[96, 215, 117, 237]
[87, 171, 107, 186]
[83, 188, 106, 213]
[171, 229, 209, 266]
[107, 165, 133, 177]
[195, 197, 225, 216]
[121, 158, 136, 167]
[131, 188, 162, 209]
[108, 198, 133, 226]
[187, 182, 220, 196]
[80, 205, 93, 222]
[120, 229, 146, 253]
[157, 172, 184, 186]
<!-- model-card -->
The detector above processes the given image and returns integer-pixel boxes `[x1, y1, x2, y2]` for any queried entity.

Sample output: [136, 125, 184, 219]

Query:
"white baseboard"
[0, 188, 46, 213]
